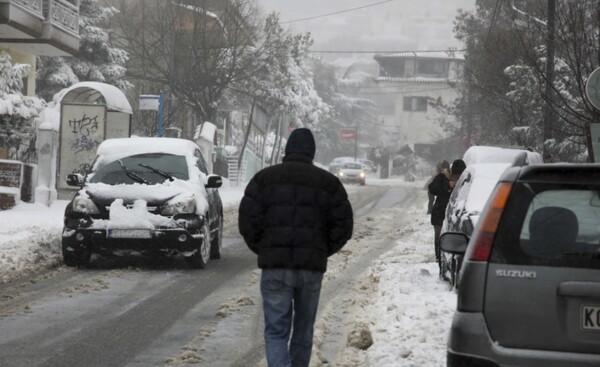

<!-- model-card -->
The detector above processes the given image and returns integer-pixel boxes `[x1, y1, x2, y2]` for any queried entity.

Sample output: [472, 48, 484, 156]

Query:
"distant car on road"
[328, 156, 355, 174]
[61, 137, 224, 268]
[440, 164, 600, 367]
[337, 162, 366, 185]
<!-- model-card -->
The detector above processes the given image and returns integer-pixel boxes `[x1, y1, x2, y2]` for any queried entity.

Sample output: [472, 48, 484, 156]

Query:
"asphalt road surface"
[0, 182, 421, 367]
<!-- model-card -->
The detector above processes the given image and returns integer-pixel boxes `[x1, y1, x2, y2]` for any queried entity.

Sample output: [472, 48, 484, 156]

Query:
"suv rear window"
[491, 183, 600, 269]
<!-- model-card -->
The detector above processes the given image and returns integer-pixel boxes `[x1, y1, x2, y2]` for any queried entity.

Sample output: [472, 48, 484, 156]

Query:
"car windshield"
[342, 163, 362, 169]
[89, 153, 189, 185]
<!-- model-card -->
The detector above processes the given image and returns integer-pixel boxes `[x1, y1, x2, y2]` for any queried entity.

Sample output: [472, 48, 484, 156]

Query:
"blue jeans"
[260, 268, 324, 367]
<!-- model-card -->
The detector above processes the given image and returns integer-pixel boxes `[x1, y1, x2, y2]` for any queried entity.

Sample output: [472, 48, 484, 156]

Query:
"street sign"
[585, 67, 600, 110]
[139, 95, 160, 111]
[340, 128, 356, 139]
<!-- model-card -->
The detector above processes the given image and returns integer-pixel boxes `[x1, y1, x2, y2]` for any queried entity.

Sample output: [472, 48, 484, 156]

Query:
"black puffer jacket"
[428, 172, 452, 226]
[238, 147, 353, 273]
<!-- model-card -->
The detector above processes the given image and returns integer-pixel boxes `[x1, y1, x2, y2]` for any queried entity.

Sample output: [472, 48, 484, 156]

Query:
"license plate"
[107, 229, 151, 239]
[582, 305, 600, 331]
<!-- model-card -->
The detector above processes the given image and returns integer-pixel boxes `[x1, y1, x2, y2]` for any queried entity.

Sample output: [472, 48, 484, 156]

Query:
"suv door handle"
[557, 281, 600, 298]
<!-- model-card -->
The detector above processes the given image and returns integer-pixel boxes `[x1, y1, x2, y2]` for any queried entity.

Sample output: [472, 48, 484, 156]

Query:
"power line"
[281, 0, 398, 24]
[309, 49, 466, 54]
[484, 0, 502, 51]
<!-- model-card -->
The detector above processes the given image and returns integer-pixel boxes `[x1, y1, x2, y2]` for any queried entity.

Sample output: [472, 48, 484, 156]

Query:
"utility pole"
[542, 0, 556, 157]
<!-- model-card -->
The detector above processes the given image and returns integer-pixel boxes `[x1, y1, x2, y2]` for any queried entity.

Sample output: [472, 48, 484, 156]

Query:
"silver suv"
[440, 164, 600, 366]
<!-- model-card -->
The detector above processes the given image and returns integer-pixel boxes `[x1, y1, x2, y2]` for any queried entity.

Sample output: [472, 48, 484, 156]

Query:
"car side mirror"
[205, 175, 223, 189]
[66, 173, 84, 187]
[440, 232, 469, 255]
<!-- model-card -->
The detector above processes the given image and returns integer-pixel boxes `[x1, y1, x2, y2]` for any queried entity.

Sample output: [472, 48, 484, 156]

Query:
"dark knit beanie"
[451, 159, 466, 176]
[285, 128, 316, 159]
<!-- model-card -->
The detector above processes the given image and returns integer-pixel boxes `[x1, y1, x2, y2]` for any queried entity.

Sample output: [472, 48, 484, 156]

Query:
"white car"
[337, 162, 366, 185]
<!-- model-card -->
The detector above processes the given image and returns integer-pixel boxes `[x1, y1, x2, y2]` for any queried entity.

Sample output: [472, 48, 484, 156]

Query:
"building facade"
[0, 0, 81, 96]
[341, 51, 463, 159]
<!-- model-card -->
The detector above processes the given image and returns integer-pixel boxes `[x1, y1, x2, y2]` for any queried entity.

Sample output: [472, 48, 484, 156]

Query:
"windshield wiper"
[138, 163, 174, 181]
[562, 250, 600, 259]
[118, 160, 148, 184]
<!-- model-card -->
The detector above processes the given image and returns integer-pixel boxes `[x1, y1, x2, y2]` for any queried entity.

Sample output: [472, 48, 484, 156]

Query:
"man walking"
[238, 128, 353, 367]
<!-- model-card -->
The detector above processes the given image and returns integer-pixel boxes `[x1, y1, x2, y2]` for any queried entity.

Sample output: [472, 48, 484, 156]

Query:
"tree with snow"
[229, 14, 330, 168]
[36, 0, 130, 102]
[310, 58, 379, 164]
[0, 51, 45, 161]
[450, 0, 600, 162]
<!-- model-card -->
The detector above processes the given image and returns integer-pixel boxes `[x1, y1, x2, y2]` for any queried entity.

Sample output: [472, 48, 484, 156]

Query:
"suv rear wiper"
[118, 160, 148, 184]
[561, 250, 600, 259]
[138, 163, 174, 181]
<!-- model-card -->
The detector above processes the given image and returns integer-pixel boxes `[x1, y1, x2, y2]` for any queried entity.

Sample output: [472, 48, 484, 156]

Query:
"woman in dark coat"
[428, 159, 466, 277]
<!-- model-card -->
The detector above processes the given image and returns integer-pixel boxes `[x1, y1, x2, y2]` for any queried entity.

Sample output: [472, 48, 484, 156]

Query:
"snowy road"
[0, 182, 433, 367]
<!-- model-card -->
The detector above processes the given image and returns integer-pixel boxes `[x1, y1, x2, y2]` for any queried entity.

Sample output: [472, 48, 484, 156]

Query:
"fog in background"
[258, 0, 476, 66]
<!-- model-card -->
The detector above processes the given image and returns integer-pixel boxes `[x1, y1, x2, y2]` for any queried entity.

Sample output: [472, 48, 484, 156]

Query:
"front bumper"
[340, 176, 365, 184]
[62, 216, 204, 256]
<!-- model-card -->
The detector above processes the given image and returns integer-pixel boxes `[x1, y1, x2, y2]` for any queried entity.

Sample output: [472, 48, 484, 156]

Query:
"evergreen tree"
[0, 51, 45, 161]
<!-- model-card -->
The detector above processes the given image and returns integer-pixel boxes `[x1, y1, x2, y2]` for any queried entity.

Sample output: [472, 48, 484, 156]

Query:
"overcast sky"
[257, 0, 476, 66]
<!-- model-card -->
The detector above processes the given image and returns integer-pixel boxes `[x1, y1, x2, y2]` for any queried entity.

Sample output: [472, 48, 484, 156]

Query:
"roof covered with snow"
[54, 82, 133, 114]
[375, 77, 461, 84]
[374, 51, 465, 60]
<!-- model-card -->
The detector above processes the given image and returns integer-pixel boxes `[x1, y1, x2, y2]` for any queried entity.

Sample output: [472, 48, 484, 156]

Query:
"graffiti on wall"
[58, 105, 106, 191]
[68, 113, 101, 154]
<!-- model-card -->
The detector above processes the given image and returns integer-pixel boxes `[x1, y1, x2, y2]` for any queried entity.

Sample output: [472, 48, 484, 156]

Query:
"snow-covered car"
[440, 145, 543, 287]
[337, 162, 366, 185]
[61, 137, 224, 268]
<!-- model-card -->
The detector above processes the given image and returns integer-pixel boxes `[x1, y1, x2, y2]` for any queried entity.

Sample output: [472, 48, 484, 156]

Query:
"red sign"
[340, 128, 356, 139]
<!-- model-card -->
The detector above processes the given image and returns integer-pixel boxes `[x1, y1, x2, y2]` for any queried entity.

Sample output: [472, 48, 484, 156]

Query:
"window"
[492, 184, 600, 269]
[417, 60, 446, 76]
[403, 96, 428, 112]
[195, 150, 209, 174]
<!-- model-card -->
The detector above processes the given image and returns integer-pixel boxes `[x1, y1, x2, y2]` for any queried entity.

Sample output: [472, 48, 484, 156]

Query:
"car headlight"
[161, 197, 196, 215]
[359, 172, 366, 178]
[72, 197, 100, 215]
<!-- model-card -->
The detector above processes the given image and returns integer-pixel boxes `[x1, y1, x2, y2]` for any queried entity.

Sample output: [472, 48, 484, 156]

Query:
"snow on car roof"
[97, 137, 200, 160]
[462, 145, 539, 166]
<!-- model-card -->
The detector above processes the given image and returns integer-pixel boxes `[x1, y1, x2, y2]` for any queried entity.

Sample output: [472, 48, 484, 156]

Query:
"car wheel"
[453, 255, 463, 289]
[449, 256, 457, 288]
[186, 220, 211, 269]
[210, 214, 223, 260]
[440, 252, 452, 284]
[62, 241, 91, 267]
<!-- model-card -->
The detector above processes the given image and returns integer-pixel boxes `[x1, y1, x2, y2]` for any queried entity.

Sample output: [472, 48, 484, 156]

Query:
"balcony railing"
[44, 0, 79, 35]
[12, 0, 43, 17]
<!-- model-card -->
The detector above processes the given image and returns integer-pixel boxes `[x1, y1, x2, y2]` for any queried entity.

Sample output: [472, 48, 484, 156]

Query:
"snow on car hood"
[92, 199, 176, 230]
[81, 179, 210, 230]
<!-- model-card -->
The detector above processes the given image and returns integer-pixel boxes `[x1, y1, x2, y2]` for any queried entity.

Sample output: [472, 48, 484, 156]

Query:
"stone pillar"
[35, 124, 58, 206]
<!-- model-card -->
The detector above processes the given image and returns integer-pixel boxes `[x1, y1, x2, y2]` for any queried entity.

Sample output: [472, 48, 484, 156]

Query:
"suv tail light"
[466, 182, 513, 262]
